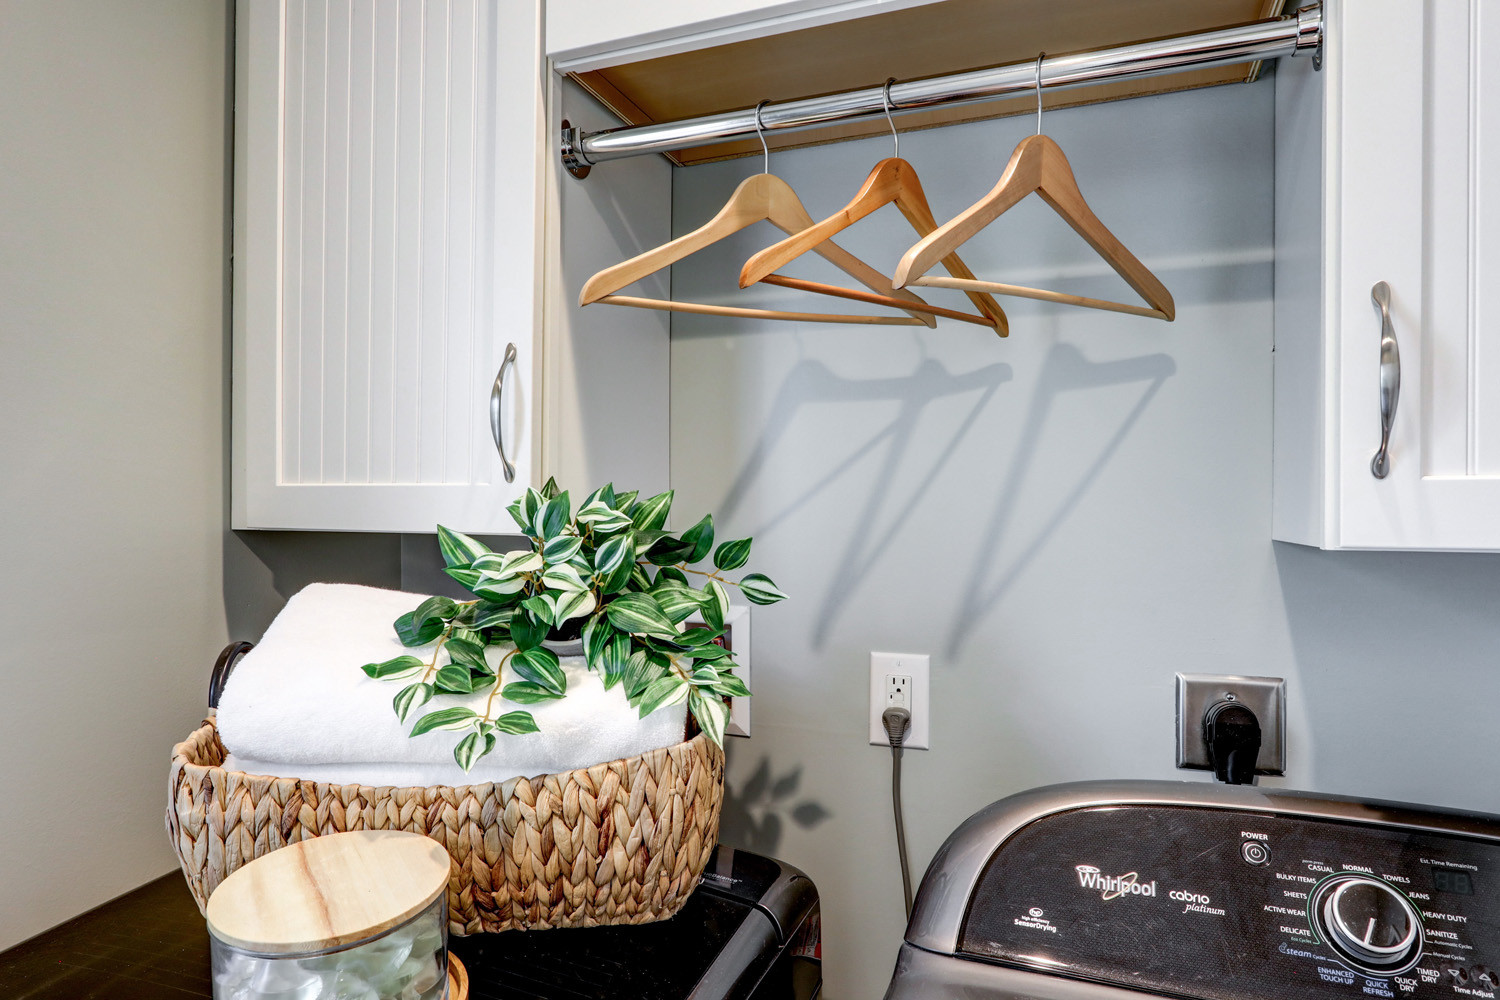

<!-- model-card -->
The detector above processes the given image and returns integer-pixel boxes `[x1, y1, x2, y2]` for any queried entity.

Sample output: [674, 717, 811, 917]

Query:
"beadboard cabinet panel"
[234, 0, 543, 532]
[1273, 0, 1500, 550]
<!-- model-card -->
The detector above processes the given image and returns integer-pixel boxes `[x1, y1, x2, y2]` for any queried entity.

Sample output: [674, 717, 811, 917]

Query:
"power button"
[1241, 841, 1271, 866]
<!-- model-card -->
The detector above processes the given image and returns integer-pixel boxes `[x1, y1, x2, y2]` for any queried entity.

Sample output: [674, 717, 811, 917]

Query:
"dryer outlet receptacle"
[1175, 673, 1285, 775]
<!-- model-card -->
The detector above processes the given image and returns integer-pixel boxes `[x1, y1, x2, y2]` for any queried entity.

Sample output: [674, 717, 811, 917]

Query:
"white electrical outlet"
[869, 652, 929, 749]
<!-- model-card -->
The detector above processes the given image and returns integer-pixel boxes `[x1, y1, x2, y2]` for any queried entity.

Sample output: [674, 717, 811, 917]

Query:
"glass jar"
[210, 895, 447, 1000]
[205, 831, 454, 1000]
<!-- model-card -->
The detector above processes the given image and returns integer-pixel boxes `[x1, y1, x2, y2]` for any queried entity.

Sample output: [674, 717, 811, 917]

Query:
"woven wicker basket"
[167, 714, 724, 934]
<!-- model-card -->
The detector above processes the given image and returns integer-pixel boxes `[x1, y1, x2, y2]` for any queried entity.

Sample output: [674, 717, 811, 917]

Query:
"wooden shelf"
[569, 0, 1284, 166]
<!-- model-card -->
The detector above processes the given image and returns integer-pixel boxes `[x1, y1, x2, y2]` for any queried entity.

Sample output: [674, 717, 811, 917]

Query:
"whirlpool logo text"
[1075, 864, 1157, 900]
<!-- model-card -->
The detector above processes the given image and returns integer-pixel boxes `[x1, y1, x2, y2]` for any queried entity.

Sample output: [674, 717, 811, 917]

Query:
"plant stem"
[420, 622, 455, 683]
[635, 559, 734, 585]
[482, 649, 519, 722]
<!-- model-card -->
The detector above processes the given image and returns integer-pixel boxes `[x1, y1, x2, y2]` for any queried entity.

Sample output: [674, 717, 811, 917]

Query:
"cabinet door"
[1334, 0, 1500, 550]
[233, 0, 541, 532]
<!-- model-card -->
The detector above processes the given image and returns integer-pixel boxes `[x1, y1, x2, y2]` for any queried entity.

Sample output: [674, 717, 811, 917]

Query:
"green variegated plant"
[360, 479, 786, 772]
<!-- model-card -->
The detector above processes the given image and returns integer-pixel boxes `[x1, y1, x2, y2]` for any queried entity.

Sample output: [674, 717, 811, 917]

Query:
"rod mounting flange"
[1295, 3, 1324, 70]
[561, 120, 592, 179]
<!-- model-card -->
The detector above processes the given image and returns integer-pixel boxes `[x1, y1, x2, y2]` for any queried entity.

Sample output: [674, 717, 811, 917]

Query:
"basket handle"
[209, 641, 256, 709]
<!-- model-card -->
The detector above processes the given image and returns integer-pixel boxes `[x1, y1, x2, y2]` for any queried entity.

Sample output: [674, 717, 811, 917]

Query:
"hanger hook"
[1034, 52, 1046, 136]
[882, 78, 899, 159]
[753, 100, 770, 174]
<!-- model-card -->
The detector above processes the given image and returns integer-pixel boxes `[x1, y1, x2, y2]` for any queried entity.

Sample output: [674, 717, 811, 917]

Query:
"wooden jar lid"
[206, 831, 451, 954]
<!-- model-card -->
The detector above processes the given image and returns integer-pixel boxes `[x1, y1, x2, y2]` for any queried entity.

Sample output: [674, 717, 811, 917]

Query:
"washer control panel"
[958, 804, 1498, 1000]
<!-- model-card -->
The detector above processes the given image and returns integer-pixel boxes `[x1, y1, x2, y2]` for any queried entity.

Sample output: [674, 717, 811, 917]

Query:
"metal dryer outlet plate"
[1176, 673, 1285, 774]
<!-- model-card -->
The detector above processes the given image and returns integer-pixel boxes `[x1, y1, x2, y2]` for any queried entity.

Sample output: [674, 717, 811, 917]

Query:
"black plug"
[1204, 700, 1261, 785]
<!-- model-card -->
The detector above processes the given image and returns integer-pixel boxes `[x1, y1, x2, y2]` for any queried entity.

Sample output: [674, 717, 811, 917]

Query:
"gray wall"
[669, 80, 1500, 1000]
[0, 0, 232, 949]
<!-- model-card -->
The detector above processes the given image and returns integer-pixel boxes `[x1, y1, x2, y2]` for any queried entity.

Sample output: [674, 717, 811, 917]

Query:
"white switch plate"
[869, 652, 929, 749]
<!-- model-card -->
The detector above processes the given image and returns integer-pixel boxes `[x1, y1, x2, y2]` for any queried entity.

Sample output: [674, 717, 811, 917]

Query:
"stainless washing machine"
[886, 781, 1499, 1000]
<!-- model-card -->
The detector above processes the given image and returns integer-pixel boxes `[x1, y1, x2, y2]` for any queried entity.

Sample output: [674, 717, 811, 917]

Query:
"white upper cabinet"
[233, 0, 544, 532]
[545, 0, 944, 67]
[1273, 0, 1500, 550]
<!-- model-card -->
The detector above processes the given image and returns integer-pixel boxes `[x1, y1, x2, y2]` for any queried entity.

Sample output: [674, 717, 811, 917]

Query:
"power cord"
[882, 706, 914, 919]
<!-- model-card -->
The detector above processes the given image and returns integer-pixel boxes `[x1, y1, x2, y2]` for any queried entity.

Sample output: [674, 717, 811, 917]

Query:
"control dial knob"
[1310, 874, 1424, 977]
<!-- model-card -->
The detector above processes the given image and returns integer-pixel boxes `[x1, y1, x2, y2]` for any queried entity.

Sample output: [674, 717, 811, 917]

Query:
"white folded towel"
[215, 583, 688, 784]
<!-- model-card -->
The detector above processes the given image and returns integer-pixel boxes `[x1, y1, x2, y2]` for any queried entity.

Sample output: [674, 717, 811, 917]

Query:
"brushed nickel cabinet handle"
[1370, 282, 1401, 479]
[489, 343, 517, 483]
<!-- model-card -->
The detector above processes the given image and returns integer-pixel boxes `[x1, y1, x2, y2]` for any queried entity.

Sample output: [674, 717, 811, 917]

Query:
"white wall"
[667, 80, 1500, 1000]
[0, 0, 230, 948]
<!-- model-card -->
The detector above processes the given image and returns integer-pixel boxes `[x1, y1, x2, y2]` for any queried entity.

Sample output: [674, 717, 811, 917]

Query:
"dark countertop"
[0, 847, 810, 1000]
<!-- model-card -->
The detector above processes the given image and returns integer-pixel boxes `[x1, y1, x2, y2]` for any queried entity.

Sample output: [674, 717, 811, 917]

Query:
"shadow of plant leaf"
[720, 756, 833, 854]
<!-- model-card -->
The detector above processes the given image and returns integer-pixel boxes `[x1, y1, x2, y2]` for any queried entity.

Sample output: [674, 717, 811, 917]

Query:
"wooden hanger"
[579, 172, 938, 327]
[739, 157, 1011, 336]
[892, 133, 1174, 321]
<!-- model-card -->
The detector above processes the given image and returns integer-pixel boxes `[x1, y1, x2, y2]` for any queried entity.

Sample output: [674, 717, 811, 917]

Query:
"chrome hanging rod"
[562, 3, 1321, 177]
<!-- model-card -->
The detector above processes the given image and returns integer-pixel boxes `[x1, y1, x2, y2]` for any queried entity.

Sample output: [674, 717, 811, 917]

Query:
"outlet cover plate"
[1176, 673, 1285, 774]
[869, 652, 929, 750]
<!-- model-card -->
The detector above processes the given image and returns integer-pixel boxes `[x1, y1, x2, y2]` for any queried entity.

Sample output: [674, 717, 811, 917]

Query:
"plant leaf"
[521, 593, 557, 626]
[623, 648, 656, 700]
[506, 498, 530, 533]
[593, 532, 632, 576]
[645, 536, 695, 566]
[413, 595, 458, 626]
[502, 681, 566, 704]
[433, 664, 476, 694]
[543, 534, 583, 564]
[655, 565, 689, 588]
[577, 505, 632, 533]
[713, 538, 752, 571]
[509, 613, 546, 651]
[410, 707, 479, 736]
[521, 487, 542, 526]
[689, 689, 730, 746]
[600, 634, 633, 689]
[714, 672, 751, 698]
[511, 646, 566, 695]
[494, 550, 544, 575]
[453, 731, 488, 772]
[631, 490, 674, 531]
[631, 528, 670, 557]
[470, 576, 527, 601]
[493, 710, 540, 735]
[540, 562, 588, 593]
[472, 601, 515, 629]
[393, 682, 434, 722]
[637, 675, 691, 717]
[394, 611, 445, 647]
[600, 554, 636, 595]
[739, 573, 787, 605]
[537, 491, 571, 540]
[613, 489, 639, 511]
[444, 567, 483, 591]
[553, 588, 598, 625]
[653, 583, 706, 624]
[605, 592, 679, 638]
[541, 476, 562, 500]
[678, 626, 724, 646]
[582, 614, 609, 669]
[361, 655, 425, 680]
[704, 580, 730, 630]
[678, 513, 715, 564]
[446, 637, 489, 672]
[437, 525, 490, 569]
